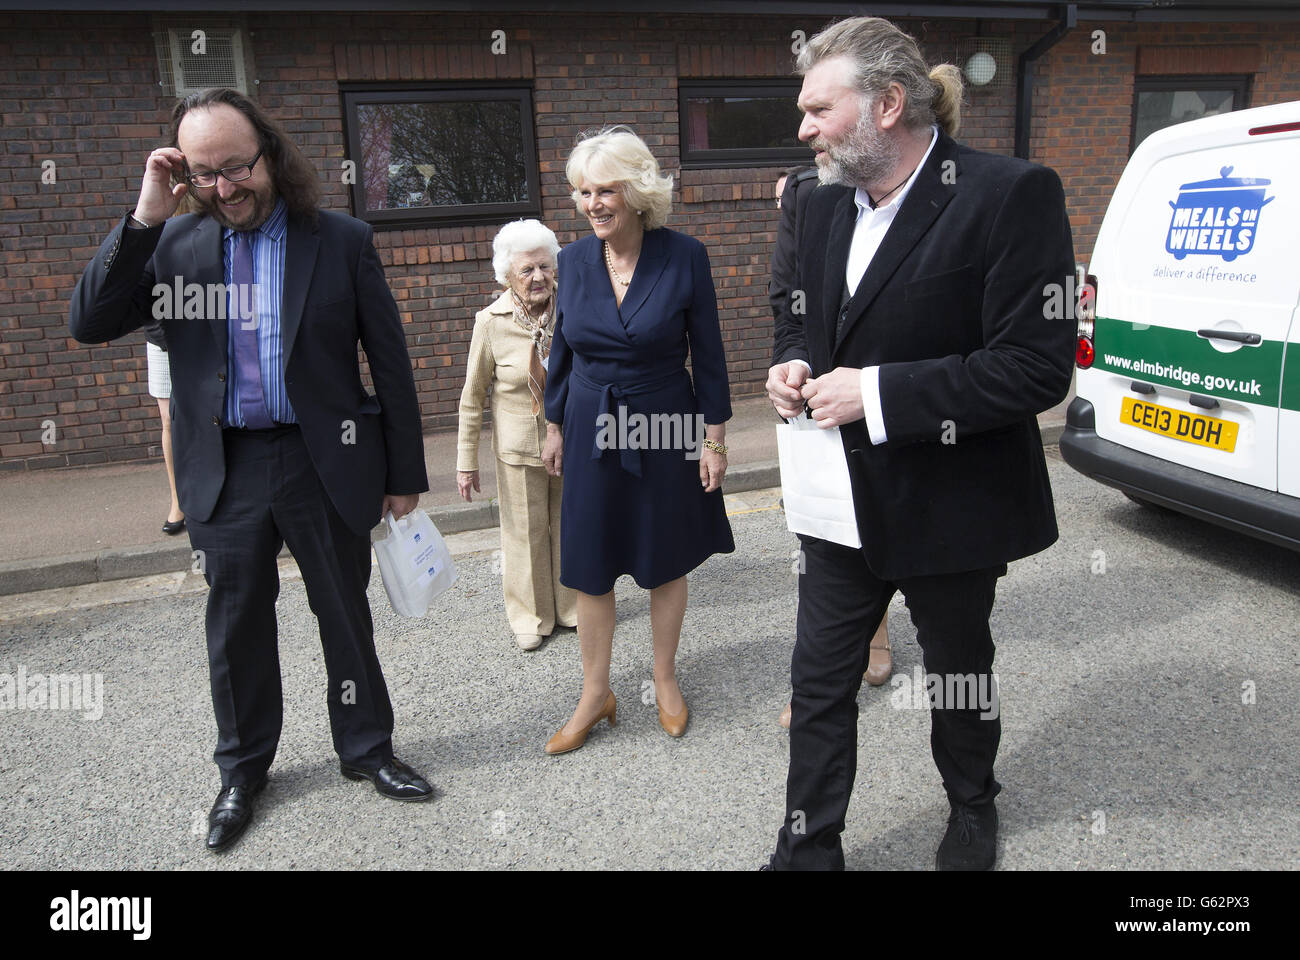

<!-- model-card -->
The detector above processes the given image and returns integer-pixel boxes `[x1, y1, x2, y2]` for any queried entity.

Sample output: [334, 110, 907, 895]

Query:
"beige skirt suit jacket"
[457, 290, 576, 636]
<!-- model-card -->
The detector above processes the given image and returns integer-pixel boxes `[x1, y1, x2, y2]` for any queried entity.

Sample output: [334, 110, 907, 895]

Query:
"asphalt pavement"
[1, 454, 1296, 870]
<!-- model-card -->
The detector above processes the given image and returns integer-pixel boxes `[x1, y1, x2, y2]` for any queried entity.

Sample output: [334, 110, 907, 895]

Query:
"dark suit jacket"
[769, 167, 820, 325]
[70, 210, 428, 536]
[773, 131, 1075, 580]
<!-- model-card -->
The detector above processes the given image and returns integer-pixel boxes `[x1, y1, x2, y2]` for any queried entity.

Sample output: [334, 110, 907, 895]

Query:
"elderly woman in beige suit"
[457, 220, 577, 650]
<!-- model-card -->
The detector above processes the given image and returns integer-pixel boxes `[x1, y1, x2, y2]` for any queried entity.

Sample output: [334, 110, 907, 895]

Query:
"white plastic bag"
[374, 508, 458, 617]
[775, 412, 862, 549]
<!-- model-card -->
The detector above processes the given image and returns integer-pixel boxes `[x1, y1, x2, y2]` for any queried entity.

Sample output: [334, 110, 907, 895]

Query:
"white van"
[1061, 99, 1300, 551]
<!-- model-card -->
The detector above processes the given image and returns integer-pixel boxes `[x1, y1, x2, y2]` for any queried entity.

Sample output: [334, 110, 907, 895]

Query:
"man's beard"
[814, 105, 903, 192]
[194, 185, 277, 231]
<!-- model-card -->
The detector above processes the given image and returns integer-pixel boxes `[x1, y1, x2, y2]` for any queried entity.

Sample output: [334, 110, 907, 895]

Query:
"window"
[1131, 76, 1249, 153]
[341, 86, 541, 228]
[679, 80, 812, 168]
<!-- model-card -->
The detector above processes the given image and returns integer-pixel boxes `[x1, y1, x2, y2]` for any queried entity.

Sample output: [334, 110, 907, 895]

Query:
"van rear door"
[1087, 106, 1300, 492]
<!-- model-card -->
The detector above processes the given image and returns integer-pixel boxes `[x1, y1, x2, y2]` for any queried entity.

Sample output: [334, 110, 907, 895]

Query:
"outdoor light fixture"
[956, 36, 1013, 90]
[964, 51, 998, 87]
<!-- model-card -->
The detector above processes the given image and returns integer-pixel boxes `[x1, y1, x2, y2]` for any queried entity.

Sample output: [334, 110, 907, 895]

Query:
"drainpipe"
[1015, 2, 1077, 159]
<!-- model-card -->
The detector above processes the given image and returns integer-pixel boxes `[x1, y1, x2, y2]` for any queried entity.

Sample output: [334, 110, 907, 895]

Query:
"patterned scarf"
[509, 289, 554, 415]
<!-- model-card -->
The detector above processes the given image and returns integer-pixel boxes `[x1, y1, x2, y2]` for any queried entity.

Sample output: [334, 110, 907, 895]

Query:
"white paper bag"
[776, 412, 862, 549]
[374, 508, 458, 617]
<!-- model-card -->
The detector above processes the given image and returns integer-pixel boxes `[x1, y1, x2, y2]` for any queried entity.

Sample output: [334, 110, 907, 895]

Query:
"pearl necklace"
[603, 241, 631, 287]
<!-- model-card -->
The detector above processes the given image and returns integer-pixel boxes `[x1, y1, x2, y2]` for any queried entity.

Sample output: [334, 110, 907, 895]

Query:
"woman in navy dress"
[541, 126, 734, 754]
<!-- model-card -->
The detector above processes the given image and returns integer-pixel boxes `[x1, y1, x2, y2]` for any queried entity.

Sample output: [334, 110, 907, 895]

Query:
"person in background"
[769, 163, 892, 731]
[143, 319, 185, 535]
[457, 219, 577, 651]
[541, 126, 733, 754]
[768, 164, 818, 321]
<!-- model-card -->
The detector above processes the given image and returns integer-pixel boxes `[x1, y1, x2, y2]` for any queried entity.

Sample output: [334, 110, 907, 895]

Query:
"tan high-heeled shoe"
[544, 691, 616, 755]
[864, 634, 893, 687]
[658, 696, 688, 737]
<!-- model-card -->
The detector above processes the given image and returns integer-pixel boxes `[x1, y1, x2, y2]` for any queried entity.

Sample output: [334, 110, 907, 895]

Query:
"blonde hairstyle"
[491, 219, 560, 287]
[796, 17, 963, 138]
[566, 125, 674, 231]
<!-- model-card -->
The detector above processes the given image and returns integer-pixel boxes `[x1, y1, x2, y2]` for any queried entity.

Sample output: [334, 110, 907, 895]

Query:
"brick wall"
[1034, 18, 1300, 259]
[1, 11, 1297, 471]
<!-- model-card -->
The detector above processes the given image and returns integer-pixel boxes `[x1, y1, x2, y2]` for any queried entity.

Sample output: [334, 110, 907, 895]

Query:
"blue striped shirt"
[222, 198, 297, 426]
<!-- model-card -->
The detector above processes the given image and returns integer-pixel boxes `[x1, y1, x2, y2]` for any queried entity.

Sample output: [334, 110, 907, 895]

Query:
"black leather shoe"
[162, 518, 186, 535]
[206, 776, 267, 852]
[340, 757, 433, 802]
[935, 801, 998, 871]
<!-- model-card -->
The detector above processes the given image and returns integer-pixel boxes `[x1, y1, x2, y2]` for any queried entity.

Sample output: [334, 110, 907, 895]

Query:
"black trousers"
[773, 535, 1005, 870]
[187, 426, 394, 787]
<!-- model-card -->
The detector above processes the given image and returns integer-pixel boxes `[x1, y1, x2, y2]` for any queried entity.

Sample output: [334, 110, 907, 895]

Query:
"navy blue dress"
[545, 228, 734, 595]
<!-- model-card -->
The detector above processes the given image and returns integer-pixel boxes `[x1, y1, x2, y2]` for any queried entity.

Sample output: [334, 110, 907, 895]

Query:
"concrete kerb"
[0, 462, 771, 596]
[0, 552, 101, 597]
[0, 426, 1060, 598]
[1040, 421, 1064, 447]
[96, 541, 196, 583]
[427, 498, 499, 535]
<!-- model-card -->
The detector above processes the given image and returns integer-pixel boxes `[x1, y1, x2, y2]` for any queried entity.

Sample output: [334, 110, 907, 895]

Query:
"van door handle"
[1197, 329, 1261, 345]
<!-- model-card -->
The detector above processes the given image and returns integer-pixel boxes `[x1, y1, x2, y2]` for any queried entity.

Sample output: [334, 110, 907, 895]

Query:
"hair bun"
[928, 63, 964, 138]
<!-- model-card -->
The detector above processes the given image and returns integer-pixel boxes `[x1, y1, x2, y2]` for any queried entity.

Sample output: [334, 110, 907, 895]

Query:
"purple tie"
[230, 231, 273, 429]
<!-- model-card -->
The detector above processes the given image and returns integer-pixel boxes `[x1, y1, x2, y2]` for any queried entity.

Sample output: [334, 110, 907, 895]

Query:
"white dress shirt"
[793, 126, 939, 445]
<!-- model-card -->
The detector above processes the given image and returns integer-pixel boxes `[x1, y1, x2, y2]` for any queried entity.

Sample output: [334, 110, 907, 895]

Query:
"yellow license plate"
[1120, 397, 1238, 452]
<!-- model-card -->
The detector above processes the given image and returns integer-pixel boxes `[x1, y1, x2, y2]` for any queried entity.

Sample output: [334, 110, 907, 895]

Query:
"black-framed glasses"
[185, 149, 263, 188]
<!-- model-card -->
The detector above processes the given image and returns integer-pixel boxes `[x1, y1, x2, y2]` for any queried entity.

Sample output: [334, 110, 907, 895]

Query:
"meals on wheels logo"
[1166, 166, 1274, 262]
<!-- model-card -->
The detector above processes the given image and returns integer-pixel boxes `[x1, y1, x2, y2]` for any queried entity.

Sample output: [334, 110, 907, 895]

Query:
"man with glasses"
[70, 87, 434, 853]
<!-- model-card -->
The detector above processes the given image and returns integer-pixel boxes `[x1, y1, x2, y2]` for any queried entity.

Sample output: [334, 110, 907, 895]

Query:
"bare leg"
[560, 588, 615, 734]
[864, 608, 892, 685]
[158, 398, 183, 524]
[650, 576, 687, 715]
[870, 614, 890, 651]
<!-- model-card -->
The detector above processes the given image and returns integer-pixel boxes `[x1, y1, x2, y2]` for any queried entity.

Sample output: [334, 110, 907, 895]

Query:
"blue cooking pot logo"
[1166, 166, 1273, 262]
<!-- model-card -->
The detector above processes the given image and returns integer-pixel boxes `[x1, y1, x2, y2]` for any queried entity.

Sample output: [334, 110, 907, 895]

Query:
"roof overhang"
[2, 2, 1300, 23]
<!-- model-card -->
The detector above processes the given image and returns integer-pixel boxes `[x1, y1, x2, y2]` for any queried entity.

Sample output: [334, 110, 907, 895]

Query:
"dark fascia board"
[3, 1, 1300, 19]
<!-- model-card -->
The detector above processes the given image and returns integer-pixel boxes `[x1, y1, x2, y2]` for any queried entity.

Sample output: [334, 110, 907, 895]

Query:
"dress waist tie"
[573, 368, 688, 478]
